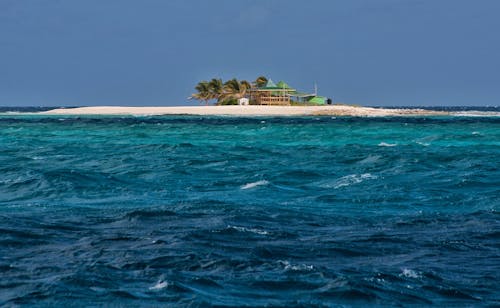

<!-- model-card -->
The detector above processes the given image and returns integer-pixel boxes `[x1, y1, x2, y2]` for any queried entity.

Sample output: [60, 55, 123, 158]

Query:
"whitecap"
[149, 280, 169, 291]
[330, 173, 378, 189]
[378, 142, 397, 147]
[278, 260, 314, 271]
[227, 225, 269, 235]
[416, 141, 430, 147]
[363, 276, 386, 283]
[240, 180, 269, 190]
[400, 268, 421, 279]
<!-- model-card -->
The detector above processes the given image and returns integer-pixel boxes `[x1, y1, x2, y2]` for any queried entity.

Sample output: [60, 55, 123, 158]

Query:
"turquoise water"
[1, 115, 499, 306]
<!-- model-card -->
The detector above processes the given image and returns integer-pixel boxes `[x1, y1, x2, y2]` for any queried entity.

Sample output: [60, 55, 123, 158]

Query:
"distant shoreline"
[38, 105, 451, 117]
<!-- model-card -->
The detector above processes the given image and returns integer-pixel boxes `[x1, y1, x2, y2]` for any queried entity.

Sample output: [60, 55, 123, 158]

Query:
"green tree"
[208, 78, 224, 102]
[190, 81, 211, 105]
[255, 76, 268, 88]
[241, 80, 252, 91]
[220, 78, 251, 102]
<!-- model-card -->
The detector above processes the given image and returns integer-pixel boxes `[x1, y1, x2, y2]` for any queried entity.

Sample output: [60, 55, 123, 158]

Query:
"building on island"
[238, 97, 249, 105]
[248, 79, 330, 106]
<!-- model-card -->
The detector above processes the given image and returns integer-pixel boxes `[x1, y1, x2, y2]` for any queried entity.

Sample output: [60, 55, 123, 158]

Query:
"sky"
[0, 0, 499, 107]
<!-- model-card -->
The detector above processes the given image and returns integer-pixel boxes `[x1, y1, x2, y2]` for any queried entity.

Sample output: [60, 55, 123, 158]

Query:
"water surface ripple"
[0, 115, 499, 306]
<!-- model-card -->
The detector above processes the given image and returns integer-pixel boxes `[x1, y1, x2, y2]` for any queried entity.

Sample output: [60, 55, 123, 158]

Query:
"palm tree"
[255, 76, 268, 88]
[190, 81, 211, 105]
[221, 78, 251, 101]
[241, 80, 252, 91]
[191, 77, 262, 105]
[208, 78, 224, 102]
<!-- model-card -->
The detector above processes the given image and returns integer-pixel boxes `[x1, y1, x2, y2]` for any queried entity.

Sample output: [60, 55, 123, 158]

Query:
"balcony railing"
[258, 96, 290, 105]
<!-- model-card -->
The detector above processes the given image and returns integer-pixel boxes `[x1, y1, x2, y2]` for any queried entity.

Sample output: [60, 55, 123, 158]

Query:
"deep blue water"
[0, 114, 499, 306]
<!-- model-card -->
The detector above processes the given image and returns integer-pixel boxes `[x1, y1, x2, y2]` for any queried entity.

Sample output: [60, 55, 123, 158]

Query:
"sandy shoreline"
[40, 105, 448, 117]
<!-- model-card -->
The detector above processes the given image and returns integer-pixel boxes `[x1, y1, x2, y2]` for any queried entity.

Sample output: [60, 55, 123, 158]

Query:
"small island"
[42, 75, 448, 117]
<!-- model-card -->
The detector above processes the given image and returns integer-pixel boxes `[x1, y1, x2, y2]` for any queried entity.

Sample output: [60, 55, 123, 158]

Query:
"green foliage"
[217, 98, 238, 105]
[241, 80, 252, 91]
[220, 78, 251, 101]
[190, 81, 211, 105]
[255, 76, 268, 87]
[191, 75, 264, 105]
[208, 78, 224, 101]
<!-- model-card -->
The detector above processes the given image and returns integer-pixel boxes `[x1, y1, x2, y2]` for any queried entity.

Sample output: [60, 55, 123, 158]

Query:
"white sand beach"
[41, 105, 447, 117]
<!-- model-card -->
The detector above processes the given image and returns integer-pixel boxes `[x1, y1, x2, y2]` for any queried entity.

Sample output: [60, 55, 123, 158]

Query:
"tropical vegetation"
[190, 76, 267, 105]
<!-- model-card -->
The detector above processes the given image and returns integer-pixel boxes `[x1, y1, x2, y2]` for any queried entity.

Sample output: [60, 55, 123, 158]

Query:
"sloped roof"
[276, 81, 292, 89]
[307, 96, 326, 104]
[258, 79, 296, 91]
[265, 79, 277, 88]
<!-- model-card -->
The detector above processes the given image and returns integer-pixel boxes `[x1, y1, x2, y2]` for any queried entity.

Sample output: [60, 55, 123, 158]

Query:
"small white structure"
[238, 98, 249, 105]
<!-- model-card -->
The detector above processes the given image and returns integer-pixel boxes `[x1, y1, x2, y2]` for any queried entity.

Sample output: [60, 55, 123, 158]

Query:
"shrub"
[217, 98, 238, 105]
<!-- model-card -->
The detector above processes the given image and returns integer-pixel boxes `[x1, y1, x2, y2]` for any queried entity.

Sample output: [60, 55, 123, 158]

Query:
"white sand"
[41, 105, 447, 117]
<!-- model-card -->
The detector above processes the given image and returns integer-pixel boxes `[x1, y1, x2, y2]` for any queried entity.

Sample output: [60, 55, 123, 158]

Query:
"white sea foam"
[378, 142, 397, 147]
[241, 180, 269, 190]
[364, 277, 386, 283]
[149, 280, 169, 290]
[331, 173, 378, 189]
[278, 260, 314, 271]
[228, 225, 269, 235]
[415, 141, 430, 146]
[400, 268, 421, 279]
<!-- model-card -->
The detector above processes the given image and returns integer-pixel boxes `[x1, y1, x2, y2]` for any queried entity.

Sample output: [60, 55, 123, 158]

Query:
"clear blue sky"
[1, 0, 499, 106]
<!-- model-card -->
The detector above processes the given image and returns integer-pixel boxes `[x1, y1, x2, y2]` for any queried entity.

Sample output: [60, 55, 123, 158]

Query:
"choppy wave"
[0, 115, 499, 306]
[378, 142, 397, 147]
[240, 180, 270, 190]
[226, 225, 269, 235]
[149, 280, 169, 291]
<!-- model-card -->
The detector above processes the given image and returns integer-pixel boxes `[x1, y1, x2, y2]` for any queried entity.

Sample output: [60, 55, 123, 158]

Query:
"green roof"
[307, 96, 326, 104]
[276, 81, 292, 89]
[264, 79, 277, 88]
[259, 79, 297, 91]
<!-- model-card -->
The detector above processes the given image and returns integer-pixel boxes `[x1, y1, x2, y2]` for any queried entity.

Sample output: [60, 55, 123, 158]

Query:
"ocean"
[0, 111, 499, 306]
